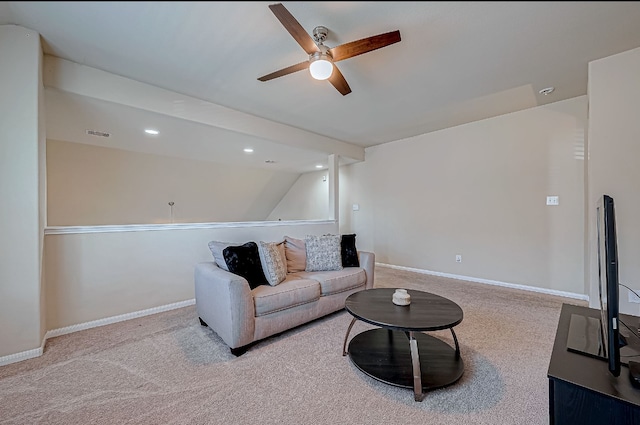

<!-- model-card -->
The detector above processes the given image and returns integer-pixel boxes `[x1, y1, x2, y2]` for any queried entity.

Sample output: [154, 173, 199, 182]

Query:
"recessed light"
[315, 164, 323, 169]
[244, 148, 254, 153]
[144, 129, 159, 135]
[539, 87, 555, 96]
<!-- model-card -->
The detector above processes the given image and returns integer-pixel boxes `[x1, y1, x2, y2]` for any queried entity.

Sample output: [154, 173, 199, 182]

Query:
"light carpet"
[0, 266, 586, 425]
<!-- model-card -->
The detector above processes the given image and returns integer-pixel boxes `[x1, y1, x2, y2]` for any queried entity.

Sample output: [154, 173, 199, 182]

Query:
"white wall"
[342, 96, 587, 295]
[267, 170, 329, 221]
[0, 25, 45, 357]
[44, 221, 337, 329]
[587, 47, 640, 315]
[47, 140, 300, 225]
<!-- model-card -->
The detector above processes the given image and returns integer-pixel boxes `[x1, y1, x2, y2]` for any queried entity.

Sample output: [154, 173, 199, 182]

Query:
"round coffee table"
[343, 288, 464, 402]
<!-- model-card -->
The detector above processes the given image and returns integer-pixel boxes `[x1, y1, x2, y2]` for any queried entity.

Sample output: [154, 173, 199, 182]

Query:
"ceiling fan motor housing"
[311, 44, 332, 59]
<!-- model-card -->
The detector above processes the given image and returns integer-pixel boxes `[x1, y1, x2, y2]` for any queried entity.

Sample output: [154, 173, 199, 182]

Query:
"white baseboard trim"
[376, 262, 589, 301]
[0, 299, 195, 367]
[0, 340, 45, 367]
[46, 299, 196, 338]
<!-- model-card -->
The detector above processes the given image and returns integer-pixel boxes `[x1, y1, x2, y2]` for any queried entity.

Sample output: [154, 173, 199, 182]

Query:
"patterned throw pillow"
[304, 234, 343, 272]
[258, 241, 287, 286]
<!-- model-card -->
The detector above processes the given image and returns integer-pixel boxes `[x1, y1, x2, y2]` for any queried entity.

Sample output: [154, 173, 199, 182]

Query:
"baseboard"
[0, 340, 45, 367]
[0, 299, 195, 367]
[376, 262, 589, 301]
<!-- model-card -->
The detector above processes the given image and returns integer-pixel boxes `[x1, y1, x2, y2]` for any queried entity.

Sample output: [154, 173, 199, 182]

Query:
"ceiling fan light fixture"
[309, 52, 333, 80]
[259, 4, 400, 95]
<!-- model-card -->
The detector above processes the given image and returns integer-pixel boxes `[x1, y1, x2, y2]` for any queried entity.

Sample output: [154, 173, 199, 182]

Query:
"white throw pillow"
[208, 241, 232, 271]
[258, 241, 287, 286]
[304, 234, 343, 272]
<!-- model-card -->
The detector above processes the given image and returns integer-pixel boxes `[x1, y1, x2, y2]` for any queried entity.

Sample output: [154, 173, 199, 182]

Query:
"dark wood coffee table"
[343, 288, 464, 401]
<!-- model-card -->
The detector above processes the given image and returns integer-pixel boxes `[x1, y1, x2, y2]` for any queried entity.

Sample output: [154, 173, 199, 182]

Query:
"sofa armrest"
[358, 251, 375, 289]
[194, 262, 255, 349]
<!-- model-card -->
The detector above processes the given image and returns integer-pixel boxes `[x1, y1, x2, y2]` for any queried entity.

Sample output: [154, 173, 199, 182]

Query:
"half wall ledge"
[44, 219, 336, 235]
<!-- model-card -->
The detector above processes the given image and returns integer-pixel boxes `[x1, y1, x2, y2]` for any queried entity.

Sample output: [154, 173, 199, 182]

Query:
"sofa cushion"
[258, 240, 287, 286]
[341, 234, 360, 267]
[284, 236, 306, 273]
[305, 234, 343, 272]
[252, 277, 321, 317]
[295, 268, 366, 296]
[223, 242, 269, 290]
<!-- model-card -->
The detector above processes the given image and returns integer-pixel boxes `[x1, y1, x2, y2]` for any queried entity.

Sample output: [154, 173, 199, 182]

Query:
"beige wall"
[44, 221, 337, 329]
[339, 165, 373, 250]
[588, 47, 640, 315]
[46, 140, 300, 225]
[0, 25, 45, 357]
[342, 96, 587, 295]
[267, 170, 329, 221]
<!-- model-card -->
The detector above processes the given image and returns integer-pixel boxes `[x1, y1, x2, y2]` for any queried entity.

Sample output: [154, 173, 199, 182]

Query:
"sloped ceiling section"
[43, 55, 364, 174]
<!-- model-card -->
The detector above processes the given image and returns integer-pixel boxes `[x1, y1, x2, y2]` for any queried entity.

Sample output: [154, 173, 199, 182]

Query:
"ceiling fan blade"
[329, 30, 401, 62]
[328, 65, 352, 96]
[269, 3, 318, 55]
[258, 61, 310, 82]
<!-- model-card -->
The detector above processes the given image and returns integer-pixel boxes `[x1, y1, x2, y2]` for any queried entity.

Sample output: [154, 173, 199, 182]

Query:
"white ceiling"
[3, 1, 640, 170]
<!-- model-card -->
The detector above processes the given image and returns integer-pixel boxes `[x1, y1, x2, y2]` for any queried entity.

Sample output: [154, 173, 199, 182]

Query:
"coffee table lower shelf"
[348, 328, 464, 398]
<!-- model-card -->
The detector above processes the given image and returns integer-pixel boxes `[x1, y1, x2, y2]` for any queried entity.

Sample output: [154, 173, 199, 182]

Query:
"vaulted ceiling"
[3, 1, 640, 172]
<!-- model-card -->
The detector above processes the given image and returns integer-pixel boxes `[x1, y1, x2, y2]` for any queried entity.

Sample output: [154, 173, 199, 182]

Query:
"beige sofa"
[194, 250, 375, 355]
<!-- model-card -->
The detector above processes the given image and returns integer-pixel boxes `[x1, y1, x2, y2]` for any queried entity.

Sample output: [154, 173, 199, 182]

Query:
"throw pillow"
[258, 240, 287, 286]
[284, 236, 306, 273]
[305, 234, 343, 272]
[277, 241, 286, 269]
[223, 242, 268, 290]
[208, 240, 232, 271]
[341, 234, 360, 267]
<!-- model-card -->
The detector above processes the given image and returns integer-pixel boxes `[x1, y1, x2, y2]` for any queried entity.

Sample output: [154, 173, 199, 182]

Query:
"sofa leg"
[231, 346, 249, 357]
[199, 317, 208, 327]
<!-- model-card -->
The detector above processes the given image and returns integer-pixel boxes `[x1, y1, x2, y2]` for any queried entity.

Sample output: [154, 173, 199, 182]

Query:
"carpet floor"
[0, 266, 586, 424]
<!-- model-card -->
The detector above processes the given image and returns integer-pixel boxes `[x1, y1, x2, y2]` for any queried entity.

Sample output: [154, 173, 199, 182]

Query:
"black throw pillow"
[341, 234, 360, 267]
[223, 242, 268, 290]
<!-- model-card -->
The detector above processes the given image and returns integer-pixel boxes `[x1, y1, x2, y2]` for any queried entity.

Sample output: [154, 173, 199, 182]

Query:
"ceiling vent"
[86, 129, 111, 138]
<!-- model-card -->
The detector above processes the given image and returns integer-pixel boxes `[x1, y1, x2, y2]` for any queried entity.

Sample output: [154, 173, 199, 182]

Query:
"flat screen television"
[567, 194, 640, 376]
[596, 194, 621, 377]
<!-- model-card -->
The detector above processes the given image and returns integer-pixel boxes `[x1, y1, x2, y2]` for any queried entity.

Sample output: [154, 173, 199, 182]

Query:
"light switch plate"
[352, 203, 360, 211]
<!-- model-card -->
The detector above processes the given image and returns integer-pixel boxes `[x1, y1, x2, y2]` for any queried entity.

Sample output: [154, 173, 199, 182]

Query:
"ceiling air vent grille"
[86, 129, 111, 138]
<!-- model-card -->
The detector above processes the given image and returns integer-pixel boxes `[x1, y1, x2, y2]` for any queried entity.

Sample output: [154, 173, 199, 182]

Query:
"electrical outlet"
[629, 290, 640, 304]
[455, 255, 462, 263]
[546, 196, 559, 206]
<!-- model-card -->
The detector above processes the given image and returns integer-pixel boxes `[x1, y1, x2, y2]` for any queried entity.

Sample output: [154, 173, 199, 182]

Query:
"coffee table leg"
[409, 331, 424, 402]
[450, 328, 460, 359]
[342, 317, 357, 356]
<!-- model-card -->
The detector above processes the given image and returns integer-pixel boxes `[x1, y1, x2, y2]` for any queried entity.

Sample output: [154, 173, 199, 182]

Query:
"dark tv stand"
[548, 304, 640, 424]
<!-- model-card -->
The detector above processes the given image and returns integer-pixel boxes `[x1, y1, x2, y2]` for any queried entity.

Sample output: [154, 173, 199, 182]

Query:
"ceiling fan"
[257, 3, 401, 96]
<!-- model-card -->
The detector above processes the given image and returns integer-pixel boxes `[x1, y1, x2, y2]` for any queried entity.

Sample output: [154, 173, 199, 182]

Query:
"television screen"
[596, 194, 621, 377]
